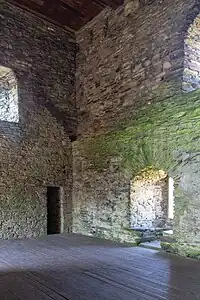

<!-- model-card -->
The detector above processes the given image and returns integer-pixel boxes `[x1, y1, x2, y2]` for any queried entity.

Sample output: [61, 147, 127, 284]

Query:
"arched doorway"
[130, 167, 174, 246]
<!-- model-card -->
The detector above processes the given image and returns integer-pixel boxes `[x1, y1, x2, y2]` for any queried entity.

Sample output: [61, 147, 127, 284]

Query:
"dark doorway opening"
[47, 186, 61, 235]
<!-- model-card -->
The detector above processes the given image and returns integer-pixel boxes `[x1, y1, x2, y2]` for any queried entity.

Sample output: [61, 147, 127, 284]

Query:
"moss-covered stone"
[161, 242, 200, 259]
[76, 89, 200, 174]
[73, 88, 200, 255]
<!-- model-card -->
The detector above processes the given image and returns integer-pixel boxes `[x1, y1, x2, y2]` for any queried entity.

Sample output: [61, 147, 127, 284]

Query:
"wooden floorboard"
[0, 234, 199, 299]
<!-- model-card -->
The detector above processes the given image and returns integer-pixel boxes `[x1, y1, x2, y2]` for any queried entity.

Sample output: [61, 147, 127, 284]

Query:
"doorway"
[130, 168, 175, 249]
[47, 186, 61, 235]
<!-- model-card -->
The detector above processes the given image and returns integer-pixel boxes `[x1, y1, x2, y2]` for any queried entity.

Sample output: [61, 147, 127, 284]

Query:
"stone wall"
[76, 0, 199, 137]
[0, 2, 76, 239]
[183, 13, 200, 92]
[72, 155, 137, 243]
[73, 89, 200, 254]
[73, 0, 200, 255]
[130, 169, 169, 230]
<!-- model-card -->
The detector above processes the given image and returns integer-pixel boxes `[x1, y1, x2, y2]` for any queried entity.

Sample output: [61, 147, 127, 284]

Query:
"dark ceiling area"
[8, 0, 124, 31]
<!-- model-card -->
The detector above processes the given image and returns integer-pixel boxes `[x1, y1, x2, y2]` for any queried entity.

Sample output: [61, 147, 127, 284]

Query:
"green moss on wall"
[73, 87, 200, 254]
[77, 89, 200, 174]
[161, 242, 200, 259]
[131, 166, 167, 182]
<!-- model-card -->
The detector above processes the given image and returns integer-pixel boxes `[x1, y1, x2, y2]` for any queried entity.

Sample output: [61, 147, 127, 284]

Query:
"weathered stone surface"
[124, 0, 140, 16]
[73, 0, 200, 254]
[73, 89, 200, 250]
[76, 0, 198, 137]
[0, 2, 76, 239]
[72, 151, 139, 243]
[183, 13, 200, 92]
[1, 0, 200, 260]
[130, 169, 169, 230]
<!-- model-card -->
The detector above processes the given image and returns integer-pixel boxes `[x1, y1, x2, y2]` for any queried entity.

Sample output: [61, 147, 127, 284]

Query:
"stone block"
[124, 0, 140, 17]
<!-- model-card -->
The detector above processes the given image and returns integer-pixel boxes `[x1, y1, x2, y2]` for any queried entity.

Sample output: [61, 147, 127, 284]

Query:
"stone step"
[139, 240, 162, 250]
[160, 235, 176, 243]
[163, 230, 173, 236]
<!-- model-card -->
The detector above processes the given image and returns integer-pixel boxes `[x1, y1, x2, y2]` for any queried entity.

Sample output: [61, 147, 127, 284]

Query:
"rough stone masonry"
[0, 1, 76, 239]
[73, 0, 200, 256]
[1, 0, 200, 259]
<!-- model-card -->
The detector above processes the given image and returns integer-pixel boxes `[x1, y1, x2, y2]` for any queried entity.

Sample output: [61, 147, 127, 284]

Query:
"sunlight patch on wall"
[0, 66, 19, 123]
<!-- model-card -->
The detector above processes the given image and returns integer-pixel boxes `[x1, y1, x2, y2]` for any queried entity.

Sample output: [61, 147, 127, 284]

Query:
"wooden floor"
[0, 234, 199, 300]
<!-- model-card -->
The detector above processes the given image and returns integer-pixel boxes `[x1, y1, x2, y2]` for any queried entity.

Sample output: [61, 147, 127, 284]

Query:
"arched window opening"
[183, 14, 200, 93]
[130, 167, 174, 243]
[0, 66, 19, 123]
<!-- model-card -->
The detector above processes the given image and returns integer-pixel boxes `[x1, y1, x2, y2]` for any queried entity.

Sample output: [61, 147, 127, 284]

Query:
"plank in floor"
[0, 234, 200, 299]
